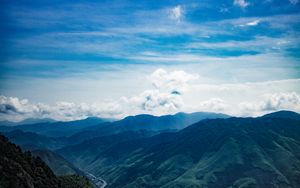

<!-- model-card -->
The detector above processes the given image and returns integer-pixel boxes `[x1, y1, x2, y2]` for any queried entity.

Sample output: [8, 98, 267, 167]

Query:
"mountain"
[114, 112, 230, 131]
[58, 116, 300, 188]
[68, 112, 229, 143]
[58, 175, 95, 188]
[0, 118, 56, 127]
[0, 134, 94, 188]
[31, 149, 82, 176]
[0, 134, 61, 188]
[0, 112, 228, 144]
[57, 130, 156, 169]
[2, 130, 69, 150]
[262, 110, 300, 120]
[0, 117, 112, 137]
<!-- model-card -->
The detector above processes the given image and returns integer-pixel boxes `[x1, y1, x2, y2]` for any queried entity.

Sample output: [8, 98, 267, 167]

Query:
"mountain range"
[1, 111, 300, 188]
[0, 117, 113, 137]
[55, 111, 300, 188]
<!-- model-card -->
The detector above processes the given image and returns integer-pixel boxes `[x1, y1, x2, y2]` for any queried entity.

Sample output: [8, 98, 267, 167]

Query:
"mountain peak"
[262, 110, 300, 120]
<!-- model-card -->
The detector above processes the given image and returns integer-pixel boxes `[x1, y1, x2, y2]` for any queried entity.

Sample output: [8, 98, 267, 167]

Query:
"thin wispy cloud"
[169, 5, 184, 22]
[239, 20, 261, 27]
[233, 0, 250, 8]
[289, 0, 299, 5]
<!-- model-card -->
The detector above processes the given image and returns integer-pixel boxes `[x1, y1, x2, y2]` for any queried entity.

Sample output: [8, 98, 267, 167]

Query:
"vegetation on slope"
[59, 114, 300, 188]
[0, 134, 94, 188]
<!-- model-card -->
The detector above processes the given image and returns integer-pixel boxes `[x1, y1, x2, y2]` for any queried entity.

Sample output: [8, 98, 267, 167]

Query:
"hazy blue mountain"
[58, 114, 300, 188]
[68, 112, 230, 143]
[0, 118, 56, 126]
[0, 117, 112, 137]
[2, 130, 69, 150]
[31, 149, 82, 176]
[114, 112, 230, 131]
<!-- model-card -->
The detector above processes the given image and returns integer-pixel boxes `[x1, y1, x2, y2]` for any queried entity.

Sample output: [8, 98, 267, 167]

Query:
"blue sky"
[0, 0, 300, 121]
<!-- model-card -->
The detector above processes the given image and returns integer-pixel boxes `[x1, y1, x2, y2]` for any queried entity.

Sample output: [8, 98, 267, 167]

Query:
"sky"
[0, 0, 300, 121]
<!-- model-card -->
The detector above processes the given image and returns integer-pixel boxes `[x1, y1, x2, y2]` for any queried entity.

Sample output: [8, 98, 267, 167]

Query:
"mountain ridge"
[57, 115, 300, 188]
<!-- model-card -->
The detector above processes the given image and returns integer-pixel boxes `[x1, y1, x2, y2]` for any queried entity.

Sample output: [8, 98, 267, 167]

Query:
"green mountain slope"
[59, 114, 300, 188]
[57, 130, 154, 170]
[31, 149, 82, 176]
[0, 134, 61, 188]
[0, 134, 94, 188]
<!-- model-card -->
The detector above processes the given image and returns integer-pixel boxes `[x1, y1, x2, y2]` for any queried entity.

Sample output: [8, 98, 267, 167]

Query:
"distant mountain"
[262, 110, 300, 120]
[115, 112, 230, 131]
[0, 117, 112, 137]
[68, 112, 230, 143]
[59, 115, 300, 188]
[0, 134, 94, 188]
[31, 149, 82, 176]
[3, 130, 68, 150]
[0, 112, 228, 142]
[0, 118, 56, 126]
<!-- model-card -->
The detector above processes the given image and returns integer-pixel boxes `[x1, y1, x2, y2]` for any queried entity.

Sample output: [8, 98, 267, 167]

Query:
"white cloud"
[289, 0, 299, 5]
[0, 95, 107, 122]
[117, 68, 198, 116]
[0, 69, 198, 121]
[239, 92, 300, 115]
[149, 68, 198, 94]
[260, 92, 300, 111]
[1, 67, 299, 122]
[169, 5, 184, 22]
[119, 89, 183, 115]
[197, 98, 229, 112]
[233, 0, 250, 8]
[239, 20, 260, 27]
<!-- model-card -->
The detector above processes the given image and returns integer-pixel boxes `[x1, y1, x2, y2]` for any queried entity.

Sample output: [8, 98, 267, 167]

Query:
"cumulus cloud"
[2, 68, 299, 122]
[0, 69, 198, 122]
[117, 69, 198, 116]
[169, 5, 184, 22]
[0, 96, 46, 117]
[197, 98, 229, 112]
[149, 68, 198, 94]
[260, 92, 300, 111]
[233, 0, 250, 8]
[119, 89, 183, 116]
[239, 92, 300, 115]
[0, 95, 107, 122]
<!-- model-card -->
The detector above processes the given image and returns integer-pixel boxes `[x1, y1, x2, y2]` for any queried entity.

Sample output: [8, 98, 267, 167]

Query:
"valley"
[1, 111, 300, 188]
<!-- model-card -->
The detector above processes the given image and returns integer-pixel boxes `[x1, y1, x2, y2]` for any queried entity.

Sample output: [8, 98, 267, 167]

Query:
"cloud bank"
[240, 92, 300, 115]
[0, 69, 197, 121]
[1, 69, 299, 122]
